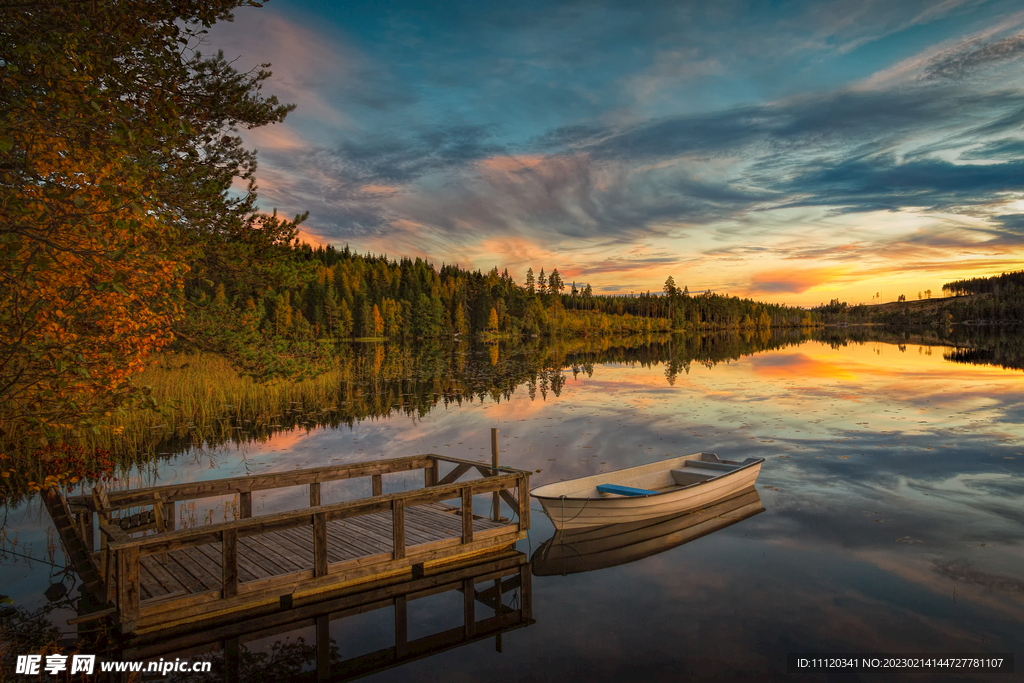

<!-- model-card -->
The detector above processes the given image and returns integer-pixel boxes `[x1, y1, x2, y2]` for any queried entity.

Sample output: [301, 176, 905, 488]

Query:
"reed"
[93, 351, 354, 454]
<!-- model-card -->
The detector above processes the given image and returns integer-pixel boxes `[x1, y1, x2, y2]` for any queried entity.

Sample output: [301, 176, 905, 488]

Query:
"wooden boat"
[532, 487, 763, 576]
[530, 452, 764, 530]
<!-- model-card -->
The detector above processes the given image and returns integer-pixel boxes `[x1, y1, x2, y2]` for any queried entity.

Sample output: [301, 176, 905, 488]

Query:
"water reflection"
[119, 550, 532, 682]
[3, 327, 1023, 681]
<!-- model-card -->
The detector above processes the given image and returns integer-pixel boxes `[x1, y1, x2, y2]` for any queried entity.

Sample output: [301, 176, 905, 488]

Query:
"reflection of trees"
[810, 324, 1024, 371]
[102, 331, 818, 461]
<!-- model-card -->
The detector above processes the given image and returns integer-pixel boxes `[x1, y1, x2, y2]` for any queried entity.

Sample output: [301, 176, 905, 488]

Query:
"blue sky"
[207, 0, 1024, 304]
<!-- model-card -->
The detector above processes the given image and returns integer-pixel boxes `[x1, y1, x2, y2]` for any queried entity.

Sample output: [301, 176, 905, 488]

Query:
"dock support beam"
[491, 428, 500, 522]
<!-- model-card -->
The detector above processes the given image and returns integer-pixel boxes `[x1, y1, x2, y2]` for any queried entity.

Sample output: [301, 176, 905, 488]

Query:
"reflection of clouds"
[750, 352, 857, 381]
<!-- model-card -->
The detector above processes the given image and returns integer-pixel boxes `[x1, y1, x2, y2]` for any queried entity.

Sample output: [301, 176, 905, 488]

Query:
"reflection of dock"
[120, 549, 533, 682]
[532, 488, 763, 576]
[45, 454, 530, 634]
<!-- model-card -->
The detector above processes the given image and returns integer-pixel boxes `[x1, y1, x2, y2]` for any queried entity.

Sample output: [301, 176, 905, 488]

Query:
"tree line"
[183, 243, 820, 344]
[942, 270, 1024, 297]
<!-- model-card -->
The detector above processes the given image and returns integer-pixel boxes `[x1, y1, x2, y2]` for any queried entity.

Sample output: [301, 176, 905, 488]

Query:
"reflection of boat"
[531, 452, 764, 530]
[532, 488, 763, 576]
[118, 549, 533, 682]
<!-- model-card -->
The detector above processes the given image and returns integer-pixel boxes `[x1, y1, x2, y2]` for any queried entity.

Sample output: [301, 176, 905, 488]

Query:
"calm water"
[2, 333, 1022, 681]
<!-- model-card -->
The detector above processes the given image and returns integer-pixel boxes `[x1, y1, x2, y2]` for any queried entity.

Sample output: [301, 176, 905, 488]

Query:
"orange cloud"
[244, 124, 307, 152]
[361, 184, 399, 196]
[296, 228, 330, 248]
[747, 267, 844, 295]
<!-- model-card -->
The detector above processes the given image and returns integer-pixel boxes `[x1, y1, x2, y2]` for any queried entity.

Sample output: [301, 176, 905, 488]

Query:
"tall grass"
[93, 351, 354, 454]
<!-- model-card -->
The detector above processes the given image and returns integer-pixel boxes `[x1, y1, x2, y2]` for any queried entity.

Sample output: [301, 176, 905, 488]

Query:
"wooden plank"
[261, 527, 315, 567]
[236, 537, 286, 580]
[518, 476, 529, 530]
[491, 428, 500, 522]
[111, 473, 523, 553]
[117, 547, 141, 632]
[437, 463, 471, 486]
[498, 490, 518, 515]
[325, 520, 391, 557]
[279, 526, 347, 565]
[153, 554, 208, 595]
[134, 550, 527, 640]
[313, 513, 328, 578]
[222, 529, 238, 598]
[267, 528, 316, 570]
[140, 556, 190, 597]
[68, 455, 437, 511]
[171, 547, 224, 591]
[337, 515, 396, 550]
[139, 588, 220, 618]
[390, 511, 441, 545]
[461, 488, 473, 544]
[346, 511, 400, 542]
[239, 492, 252, 518]
[372, 474, 382, 497]
[404, 507, 461, 541]
[129, 551, 527, 653]
[244, 534, 310, 573]
[392, 500, 405, 561]
[424, 457, 438, 488]
[320, 524, 376, 561]
[41, 489, 105, 601]
[309, 482, 321, 508]
[231, 539, 274, 582]
[137, 562, 163, 601]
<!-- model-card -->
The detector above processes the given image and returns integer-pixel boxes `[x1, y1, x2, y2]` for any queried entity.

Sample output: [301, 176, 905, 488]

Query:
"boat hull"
[533, 454, 762, 530]
[532, 487, 763, 576]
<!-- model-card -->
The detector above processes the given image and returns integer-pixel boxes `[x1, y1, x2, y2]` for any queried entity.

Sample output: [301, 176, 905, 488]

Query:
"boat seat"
[683, 460, 736, 471]
[670, 469, 717, 486]
[596, 484, 657, 497]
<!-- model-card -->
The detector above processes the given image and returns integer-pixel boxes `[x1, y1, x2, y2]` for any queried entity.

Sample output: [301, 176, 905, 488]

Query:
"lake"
[2, 330, 1022, 681]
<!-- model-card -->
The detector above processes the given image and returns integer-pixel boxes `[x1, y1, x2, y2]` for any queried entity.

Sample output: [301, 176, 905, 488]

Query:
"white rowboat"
[531, 452, 764, 530]
[532, 487, 763, 576]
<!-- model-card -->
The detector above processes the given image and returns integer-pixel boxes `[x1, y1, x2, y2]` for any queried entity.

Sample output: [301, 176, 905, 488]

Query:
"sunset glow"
[207, 1, 1024, 306]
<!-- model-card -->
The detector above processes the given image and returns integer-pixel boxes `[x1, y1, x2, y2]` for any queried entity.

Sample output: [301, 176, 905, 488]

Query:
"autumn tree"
[0, 0, 304, 447]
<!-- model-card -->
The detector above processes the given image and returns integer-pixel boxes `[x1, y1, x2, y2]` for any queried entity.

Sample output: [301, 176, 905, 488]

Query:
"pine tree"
[323, 285, 339, 338]
[338, 299, 353, 338]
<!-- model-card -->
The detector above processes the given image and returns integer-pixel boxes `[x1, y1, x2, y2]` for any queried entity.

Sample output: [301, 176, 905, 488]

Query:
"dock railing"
[65, 454, 530, 632]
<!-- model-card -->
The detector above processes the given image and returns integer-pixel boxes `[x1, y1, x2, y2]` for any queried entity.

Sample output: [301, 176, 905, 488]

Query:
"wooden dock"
[50, 452, 531, 634]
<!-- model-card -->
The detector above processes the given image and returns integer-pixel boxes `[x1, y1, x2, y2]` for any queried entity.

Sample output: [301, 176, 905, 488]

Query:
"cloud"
[921, 29, 1024, 81]
[993, 213, 1024, 230]
[774, 155, 1024, 214]
[959, 138, 1024, 159]
[203, 1, 1024, 303]
[748, 268, 843, 294]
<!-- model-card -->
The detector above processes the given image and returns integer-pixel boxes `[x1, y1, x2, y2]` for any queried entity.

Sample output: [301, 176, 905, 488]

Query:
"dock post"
[222, 529, 239, 597]
[116, 547, 140, 633]
[491, 427, 500, 521]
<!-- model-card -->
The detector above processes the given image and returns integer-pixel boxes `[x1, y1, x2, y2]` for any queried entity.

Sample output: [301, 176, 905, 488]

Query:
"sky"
[205, 0, 1024, 306]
